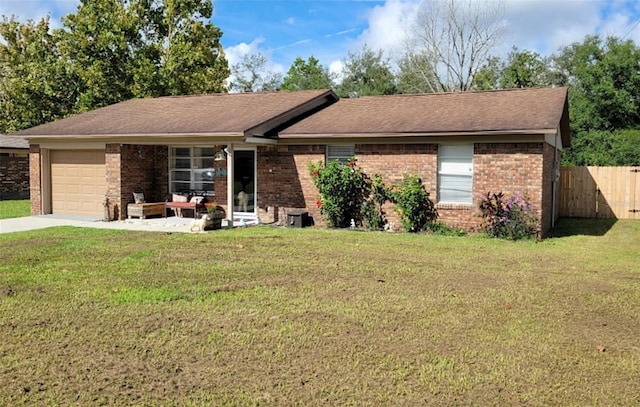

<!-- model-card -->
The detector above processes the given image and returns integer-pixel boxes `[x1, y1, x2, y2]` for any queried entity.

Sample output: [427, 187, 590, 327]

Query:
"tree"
[57, 0, 140, 111]
[229, 53, 282, 92]
[396, 53, 441, 94]
[472, 48, 557, 91]
[552, 35, 640, 166]
[1, 0, 229, 130]
[401, 0, 506, 92]
[336, 46, 396, 97]
[553, 35, 640, 133]
[58, 0, 229, 110]
[0, 17, 76, 133]
[130, 0, 229, 97]
[563, 129, 640, 166]
[470, 56, 502, 90]
[280, 56, 333, 91]
[499, 47, 552, 89]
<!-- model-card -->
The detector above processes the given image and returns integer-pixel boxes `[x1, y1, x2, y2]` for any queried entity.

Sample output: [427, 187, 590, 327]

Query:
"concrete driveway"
[0, 214, 196, 234]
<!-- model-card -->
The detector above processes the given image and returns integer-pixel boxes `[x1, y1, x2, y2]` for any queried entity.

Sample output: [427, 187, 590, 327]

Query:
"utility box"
[287, 211, 309, 228]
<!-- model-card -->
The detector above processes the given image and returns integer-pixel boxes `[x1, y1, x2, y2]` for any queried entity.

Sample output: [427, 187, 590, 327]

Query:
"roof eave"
[22, 132, 244, 141]
[279, 129, 559, 140]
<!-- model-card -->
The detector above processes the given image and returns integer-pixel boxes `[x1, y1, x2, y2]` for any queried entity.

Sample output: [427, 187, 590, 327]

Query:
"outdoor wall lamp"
[214, 147, 229, 161]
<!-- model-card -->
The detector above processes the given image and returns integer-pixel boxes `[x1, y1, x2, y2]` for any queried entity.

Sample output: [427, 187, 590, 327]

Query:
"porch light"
[214, 148, 228, 161]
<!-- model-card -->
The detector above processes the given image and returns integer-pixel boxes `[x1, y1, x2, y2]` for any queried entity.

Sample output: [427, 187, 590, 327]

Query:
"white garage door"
[50, 150, 106, 217]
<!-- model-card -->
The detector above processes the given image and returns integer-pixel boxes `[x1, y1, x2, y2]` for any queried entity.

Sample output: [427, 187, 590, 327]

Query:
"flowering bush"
[478, 192, 539, 240]
[389, 174, 437, 233]
[309, 157, 369, 228]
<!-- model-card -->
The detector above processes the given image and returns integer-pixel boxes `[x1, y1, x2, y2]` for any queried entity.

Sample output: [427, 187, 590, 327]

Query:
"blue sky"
[2, 0, 640, 76]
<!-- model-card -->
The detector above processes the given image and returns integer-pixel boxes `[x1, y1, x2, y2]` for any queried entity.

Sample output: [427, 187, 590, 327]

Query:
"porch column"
[226, 143, 234, 228]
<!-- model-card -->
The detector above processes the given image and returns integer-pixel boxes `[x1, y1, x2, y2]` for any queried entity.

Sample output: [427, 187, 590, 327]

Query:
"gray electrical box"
[287, 211, 309, 228]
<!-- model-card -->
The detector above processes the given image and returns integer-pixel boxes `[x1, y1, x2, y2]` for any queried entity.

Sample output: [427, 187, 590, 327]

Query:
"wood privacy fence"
[559, 166, 640, 219]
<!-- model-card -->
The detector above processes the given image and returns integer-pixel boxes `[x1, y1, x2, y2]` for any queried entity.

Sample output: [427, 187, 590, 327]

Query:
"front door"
[233, 150, 255, 215]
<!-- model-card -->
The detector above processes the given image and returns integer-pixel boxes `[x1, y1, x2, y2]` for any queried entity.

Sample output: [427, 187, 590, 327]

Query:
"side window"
[438, 144, 473, 204]
[326, 145, 355, 165]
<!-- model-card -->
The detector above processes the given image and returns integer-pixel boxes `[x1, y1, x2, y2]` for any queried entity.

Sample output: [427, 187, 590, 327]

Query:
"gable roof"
[280, 87, 570, 147]
[0, 135, 29, 149]
[15, 90, 337, 140]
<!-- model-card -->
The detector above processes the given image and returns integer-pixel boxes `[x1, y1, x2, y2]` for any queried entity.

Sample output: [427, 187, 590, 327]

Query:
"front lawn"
[0, 199, 30, 220]
[0, 219, 639, 405]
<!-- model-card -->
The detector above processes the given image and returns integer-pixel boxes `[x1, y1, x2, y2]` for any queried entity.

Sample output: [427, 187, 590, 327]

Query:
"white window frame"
[169, 146, 215, 195]
[326, 145, 355, 165]
[438, 144, 474, 204]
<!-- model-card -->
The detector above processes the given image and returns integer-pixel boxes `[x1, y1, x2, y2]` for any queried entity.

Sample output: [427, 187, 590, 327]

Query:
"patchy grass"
[0, 219, 639, 406]
[0, 199, 30, 220]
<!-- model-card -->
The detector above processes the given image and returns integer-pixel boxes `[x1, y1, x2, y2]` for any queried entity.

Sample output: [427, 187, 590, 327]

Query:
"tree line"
[2, 0, 639, 166]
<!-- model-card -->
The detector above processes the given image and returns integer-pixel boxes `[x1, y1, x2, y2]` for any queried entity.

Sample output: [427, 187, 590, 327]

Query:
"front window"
[169, 147, 215, 195]
[438, 144, 473, 204]
[326, 145, 355, 165]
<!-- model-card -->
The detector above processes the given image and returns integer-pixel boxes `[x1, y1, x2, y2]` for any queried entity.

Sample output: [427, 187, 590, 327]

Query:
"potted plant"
[205, 201, 224, 230]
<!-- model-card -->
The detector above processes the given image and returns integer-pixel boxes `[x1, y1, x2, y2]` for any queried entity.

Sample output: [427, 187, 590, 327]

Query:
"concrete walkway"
[0, 214, 202, 234]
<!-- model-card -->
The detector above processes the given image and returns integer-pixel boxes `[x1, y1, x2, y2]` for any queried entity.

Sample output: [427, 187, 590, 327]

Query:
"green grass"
[0, 199, 30, 219]
[0, 219, 639, 406]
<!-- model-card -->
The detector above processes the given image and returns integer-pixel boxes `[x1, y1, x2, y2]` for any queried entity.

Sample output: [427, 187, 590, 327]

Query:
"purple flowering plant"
[478, 192, 538, 240]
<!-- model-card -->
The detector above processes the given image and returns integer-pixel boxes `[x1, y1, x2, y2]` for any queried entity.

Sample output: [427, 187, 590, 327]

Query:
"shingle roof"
[15, 90, 337, 138]
[0, 134, 29, 149]
[280, 87, 570, 147]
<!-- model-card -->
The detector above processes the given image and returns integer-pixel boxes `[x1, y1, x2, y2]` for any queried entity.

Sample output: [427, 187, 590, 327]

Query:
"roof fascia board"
[244, 90, 338, 137]
[277, 133, 548, 145]
[24, 132, 244, 144]
[279, 129, 555, 140]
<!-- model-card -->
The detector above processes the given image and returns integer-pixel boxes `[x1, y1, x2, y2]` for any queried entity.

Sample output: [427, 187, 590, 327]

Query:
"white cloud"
[356, 0, 418, 58]
[500, 0, 604, 56]
[285, 17, 295, 25]
[0, 0, 78, 29]
[343, 0, 640, 72]
[224, 37, 266, 66]
[329, 59, 344, 84]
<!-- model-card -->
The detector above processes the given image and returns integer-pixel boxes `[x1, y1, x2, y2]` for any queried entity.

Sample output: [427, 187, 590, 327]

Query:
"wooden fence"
[559, 166, 640, 219]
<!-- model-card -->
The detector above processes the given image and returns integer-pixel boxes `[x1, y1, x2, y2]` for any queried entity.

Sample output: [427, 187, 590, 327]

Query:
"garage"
[50, 150, 106, 217]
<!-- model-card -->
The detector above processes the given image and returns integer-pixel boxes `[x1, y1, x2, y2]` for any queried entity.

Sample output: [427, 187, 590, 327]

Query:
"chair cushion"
[172, 193, 188, 203]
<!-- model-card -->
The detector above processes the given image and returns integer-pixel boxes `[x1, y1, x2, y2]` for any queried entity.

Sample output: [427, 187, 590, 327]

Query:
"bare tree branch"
[400, 0, 506, 93]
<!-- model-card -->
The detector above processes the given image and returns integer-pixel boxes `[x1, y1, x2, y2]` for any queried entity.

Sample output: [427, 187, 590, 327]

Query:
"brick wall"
[357, 144, 438, 230]
[257, 141, 553, 235]
[474, 142, 546, 234]
[256, 145, 324, 224]
[0, 151, 29, 200]
[106, 144, 168, 220]
[29, 145, 41, 215]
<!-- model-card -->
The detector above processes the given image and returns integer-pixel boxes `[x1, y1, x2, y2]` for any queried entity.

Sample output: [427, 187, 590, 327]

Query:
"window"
[438, 144, 473, 204]
[169, 147, 215, 195]
[326, 145, 355, 165]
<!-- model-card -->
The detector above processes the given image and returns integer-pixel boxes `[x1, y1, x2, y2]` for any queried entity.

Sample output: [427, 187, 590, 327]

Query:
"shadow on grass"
[549, 217, 617, 237]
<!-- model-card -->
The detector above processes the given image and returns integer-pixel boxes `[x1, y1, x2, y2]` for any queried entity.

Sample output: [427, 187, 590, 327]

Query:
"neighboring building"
[0, 135, 30, 200]
[14, 87, 569, 236]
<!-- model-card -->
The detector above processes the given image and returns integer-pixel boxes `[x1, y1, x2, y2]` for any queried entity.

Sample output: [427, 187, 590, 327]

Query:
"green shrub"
[389, 174, 437, 233]
[309, 158, 369, 228]
[478, 192, 539, 240]
[362, 174, 391, 230]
